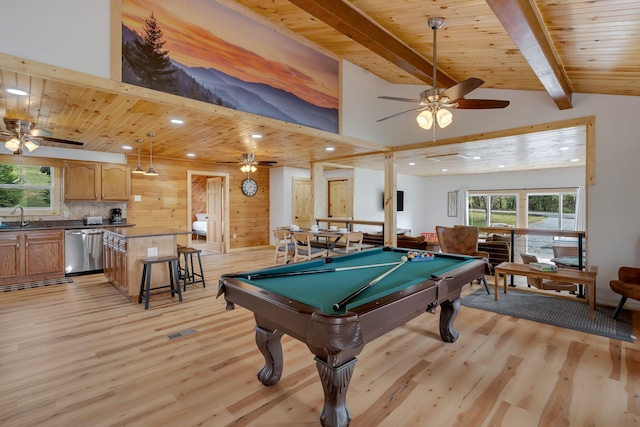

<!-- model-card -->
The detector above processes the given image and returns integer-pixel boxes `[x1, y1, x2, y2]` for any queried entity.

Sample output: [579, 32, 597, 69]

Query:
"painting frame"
[118, 0, 340, 133]
[447, 191, 458, 217]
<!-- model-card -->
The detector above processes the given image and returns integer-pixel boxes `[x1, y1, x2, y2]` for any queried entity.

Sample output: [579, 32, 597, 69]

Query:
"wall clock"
[241, 178, 258, 197]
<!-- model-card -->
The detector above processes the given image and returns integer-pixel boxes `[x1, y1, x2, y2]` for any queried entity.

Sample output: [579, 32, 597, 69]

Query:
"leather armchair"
[610, 267, 640, 319]
[436, 225, 490, 293]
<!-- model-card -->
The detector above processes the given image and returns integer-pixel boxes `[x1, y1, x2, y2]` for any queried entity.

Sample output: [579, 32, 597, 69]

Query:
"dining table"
[301, 229, 351, 252]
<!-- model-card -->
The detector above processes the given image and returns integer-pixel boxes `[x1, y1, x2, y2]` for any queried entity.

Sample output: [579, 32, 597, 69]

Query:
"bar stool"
[177, 246, 206, 291]
[138, 255, 183, 309]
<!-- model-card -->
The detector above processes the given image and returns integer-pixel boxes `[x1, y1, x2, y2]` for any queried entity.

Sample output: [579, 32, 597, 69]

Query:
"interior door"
[207, 177, 224, 252]
[292, 177, 311, 228]
[328, 178, 351, 219]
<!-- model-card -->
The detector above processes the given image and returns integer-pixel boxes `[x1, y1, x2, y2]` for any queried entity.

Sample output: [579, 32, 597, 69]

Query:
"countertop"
[104, 226, 189, 238]
[0, 220, 135, 232]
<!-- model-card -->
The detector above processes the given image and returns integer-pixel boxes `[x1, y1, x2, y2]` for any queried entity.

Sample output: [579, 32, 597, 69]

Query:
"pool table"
[218, 247, 487, 427]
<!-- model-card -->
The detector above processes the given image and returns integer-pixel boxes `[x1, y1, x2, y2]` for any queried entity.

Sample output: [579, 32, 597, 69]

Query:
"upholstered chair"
[436, 225, 490, 293]
[520, 253, 577, 293]
[610, 267, 640, 319]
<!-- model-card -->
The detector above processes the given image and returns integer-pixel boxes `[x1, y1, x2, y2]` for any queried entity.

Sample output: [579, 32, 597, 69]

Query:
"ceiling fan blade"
[455, 99, 510, 109]
[256, 161, 277, 166]
[440, 78, 484, 102]
[41, 136, 84, 146]
[377, 107, 427, 122]
[378, 96, 422, 103]
[29, 128, 52, 137]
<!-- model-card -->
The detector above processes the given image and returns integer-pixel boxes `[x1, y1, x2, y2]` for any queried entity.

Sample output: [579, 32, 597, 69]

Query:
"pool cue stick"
[231, 261, 403, 281]
[332, 256, 408, 311]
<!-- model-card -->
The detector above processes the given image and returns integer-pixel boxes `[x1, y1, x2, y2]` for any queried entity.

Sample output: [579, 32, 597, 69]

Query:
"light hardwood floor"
[1, 248, 638, 427]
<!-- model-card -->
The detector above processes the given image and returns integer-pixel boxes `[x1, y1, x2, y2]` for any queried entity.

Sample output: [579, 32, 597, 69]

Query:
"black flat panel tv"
[382, 190, 404, 211]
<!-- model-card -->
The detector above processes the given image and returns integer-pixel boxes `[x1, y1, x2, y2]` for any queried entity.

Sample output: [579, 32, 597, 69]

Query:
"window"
[468, 193, 518, 227]
[467, 188, 579, 257]
[0, 162, 57, 213]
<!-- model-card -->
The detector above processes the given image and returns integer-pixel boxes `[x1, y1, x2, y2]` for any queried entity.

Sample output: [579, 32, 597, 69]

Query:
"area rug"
[461, 288, 636, 342]
[0, 277, 73, 293]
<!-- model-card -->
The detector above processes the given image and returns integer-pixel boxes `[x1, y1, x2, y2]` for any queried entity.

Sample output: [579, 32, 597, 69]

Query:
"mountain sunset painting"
[121, 0, 339, 133]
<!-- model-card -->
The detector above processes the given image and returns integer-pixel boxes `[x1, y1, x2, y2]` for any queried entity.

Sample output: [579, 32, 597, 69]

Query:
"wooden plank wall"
[0, 153, 271, 251]
[126, 155, 271, 250]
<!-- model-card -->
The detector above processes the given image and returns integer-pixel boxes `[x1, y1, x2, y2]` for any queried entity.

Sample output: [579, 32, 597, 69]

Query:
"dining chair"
[292, 232, 327, 262]
[330, 232, 363, 256]
[436, 225, 490, 293]
[273, 229, 295, 264]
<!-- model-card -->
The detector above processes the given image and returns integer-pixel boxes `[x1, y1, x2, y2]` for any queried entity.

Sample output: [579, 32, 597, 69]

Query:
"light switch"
[134, 195, 142, 201]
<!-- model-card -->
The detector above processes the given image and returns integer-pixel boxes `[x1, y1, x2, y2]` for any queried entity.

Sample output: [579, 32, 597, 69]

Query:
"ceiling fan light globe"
[23, 139, 39, 152]
[416, 110, 434, 129]
[436, 108, 453, 128]
[4, 138, 20, 152]
[250, 165, 257, 173]
[240, 165, 248, 173]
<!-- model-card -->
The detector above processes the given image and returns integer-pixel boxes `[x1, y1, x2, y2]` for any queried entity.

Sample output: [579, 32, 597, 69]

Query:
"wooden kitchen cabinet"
[64, 162, 130, 201]
[0, 229, 65, 286]
[0, 232, 22, 281]
[103, 233, 129, 296]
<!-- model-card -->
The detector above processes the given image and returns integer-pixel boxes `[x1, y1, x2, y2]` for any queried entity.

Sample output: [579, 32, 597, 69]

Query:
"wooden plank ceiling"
[2, 0, 639, 176]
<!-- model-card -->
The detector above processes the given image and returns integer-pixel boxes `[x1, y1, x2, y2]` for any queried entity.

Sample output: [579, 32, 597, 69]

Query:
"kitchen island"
[103, 227, 189, 302]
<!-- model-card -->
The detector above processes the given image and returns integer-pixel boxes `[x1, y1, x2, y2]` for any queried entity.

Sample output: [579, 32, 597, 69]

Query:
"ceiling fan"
[1, 118, 84, 154]
[377, 17, 510, 130]
[216, 153, 278, 171]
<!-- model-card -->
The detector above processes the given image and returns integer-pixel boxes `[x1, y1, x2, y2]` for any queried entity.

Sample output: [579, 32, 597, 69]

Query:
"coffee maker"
[110, 208, 123, 224]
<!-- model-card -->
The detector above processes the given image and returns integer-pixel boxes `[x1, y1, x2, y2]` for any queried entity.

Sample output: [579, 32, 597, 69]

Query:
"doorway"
[327, 178, 352, 219]
[188, 170, 230, 253]
[292, 177, 311, 228]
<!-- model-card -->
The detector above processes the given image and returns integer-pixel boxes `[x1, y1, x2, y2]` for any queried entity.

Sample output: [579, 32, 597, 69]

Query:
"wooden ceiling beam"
[288, 0, 458, 88]
[487, 0, 573, 109]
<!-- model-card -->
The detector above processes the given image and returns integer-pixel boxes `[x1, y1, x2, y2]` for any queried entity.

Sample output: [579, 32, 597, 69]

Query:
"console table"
[493, 262, 597, 319]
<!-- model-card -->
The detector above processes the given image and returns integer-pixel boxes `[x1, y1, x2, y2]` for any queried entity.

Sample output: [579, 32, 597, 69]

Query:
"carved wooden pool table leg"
[254, 326, 284, 386]
[315, 357, 357, 427]
[439, 298, 461, 343]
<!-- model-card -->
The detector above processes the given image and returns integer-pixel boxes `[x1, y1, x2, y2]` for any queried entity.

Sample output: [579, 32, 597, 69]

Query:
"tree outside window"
[0, 163, 53, 209]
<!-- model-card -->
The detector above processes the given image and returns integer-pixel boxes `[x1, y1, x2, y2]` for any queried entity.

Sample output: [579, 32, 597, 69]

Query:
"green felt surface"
[241, 248, 475, 314]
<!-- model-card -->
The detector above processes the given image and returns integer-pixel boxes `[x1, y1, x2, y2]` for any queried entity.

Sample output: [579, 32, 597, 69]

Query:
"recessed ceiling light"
[571, 158, 579, 162]
[473, 156, 481, 160]
[441, 168, 448, 172]
[559, 147, 569, 151]
[498, 165, 505, 168]
[6, 88, 28, 96]
[187, 153, 195, 157]
[251, 134, 262, 139]
[409, 162, 416, 166]
[122, 145, 133, 150]
[170, 118, 184, 124]
[326, 147, 334, 151]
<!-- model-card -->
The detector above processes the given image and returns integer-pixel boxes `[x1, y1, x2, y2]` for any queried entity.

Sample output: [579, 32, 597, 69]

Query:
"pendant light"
[132, 138, 145, 174]
[144, 133, 158, 176]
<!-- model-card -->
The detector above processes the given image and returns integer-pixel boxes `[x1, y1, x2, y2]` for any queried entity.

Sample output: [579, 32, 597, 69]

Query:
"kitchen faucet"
[10, 205, 29, 227]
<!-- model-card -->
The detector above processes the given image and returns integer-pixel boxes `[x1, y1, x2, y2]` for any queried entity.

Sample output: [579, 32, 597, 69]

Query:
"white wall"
[269, 166, 309, 244]
[0, 0, 112, 78]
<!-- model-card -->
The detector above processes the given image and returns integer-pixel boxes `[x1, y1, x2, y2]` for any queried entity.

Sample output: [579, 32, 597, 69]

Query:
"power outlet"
[147, 247, 158, 257]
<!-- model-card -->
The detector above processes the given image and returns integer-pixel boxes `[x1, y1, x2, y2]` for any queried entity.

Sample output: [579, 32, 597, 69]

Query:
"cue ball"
[401, 256, 408, 262]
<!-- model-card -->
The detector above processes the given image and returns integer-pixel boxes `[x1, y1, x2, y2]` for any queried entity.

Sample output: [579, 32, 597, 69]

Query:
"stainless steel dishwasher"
[65, 229, 105, 275]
